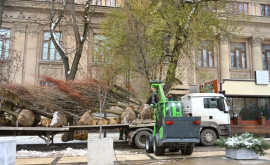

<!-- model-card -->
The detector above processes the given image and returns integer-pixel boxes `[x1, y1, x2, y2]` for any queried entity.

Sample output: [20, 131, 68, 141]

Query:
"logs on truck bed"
[0, 76, 142, 123]
[121, 106, 136, 124]
[77, 111, 92, 125]
[140, 104, 153, 120]
[17, 109, 35, 127]
[96, 118, 109, 125]
[41, 118, 52, 127]
[50, 111, 67, 128]
[74, 130, 88, 140]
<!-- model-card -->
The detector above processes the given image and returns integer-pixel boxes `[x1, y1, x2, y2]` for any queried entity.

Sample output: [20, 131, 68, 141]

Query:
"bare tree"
[49, 0, 95, 80]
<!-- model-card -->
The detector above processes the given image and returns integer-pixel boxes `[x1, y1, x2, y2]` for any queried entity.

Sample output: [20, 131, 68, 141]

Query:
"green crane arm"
[150, 82, 167, 102]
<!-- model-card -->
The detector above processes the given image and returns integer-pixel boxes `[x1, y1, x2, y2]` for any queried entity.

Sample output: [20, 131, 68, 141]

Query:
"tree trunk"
[163, 38, 182, 94]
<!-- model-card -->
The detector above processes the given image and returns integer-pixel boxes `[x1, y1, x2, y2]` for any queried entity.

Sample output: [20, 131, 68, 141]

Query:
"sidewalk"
[16, 149, 270, 165]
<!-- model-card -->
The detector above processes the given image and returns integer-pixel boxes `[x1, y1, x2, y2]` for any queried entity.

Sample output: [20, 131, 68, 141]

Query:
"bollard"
[88, 136, 114, 165]
[0, 140, 16, 165]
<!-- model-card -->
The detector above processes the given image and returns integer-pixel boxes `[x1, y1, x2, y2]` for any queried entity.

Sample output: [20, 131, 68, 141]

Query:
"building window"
[262, 44, 270, 70]
[261, 4, 270, 16]
[198, 48, 214, 68]
[0, 29, 10, 59]
[198, 42, 214, 68]
[92, 0, 116, 7]
[93, 34, 109, 63]
[230, 2, 248, 14]
[42, 31, 62, 61]
[92, 0, 101, 5]
[230, 42, 246, 69]
[229, 97, 270, 121]
[106, 0, 116, 7]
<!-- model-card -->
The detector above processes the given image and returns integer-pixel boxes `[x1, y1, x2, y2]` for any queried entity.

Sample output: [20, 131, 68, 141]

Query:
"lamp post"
[159, 51, 172, 81]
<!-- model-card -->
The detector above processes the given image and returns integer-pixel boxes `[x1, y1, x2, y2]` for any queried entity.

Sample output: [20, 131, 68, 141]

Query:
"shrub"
[216, 132, 270, 156]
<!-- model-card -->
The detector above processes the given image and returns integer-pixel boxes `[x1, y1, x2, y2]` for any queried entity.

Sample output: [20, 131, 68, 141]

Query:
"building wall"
[192, 0, 270, 86]
[1, 0, 270, 101]
[1, 0, 117, 85]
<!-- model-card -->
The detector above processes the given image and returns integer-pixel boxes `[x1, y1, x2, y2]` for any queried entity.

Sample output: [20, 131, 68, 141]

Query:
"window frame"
[230, 2, 248, 15]
[197, 47, 214, 68]
[262, 49, 270, 70]
[92, 34, 109, 63]
[0, 28, 11, 59]
[92, 0, 101, 5]
[41, 31, 62, 61]
[261, 4, 270, 16]
[230, 42, 247, 69]
[105, 0, 116, 7]
[204, 98, 218, 109]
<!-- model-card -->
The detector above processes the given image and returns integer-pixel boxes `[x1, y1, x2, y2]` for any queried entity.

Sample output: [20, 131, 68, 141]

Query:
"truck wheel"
[181, 146, 193, 155]
[145, 137, 153, 153]
[169, 148, 179, 152]
[153, 138, 165, 156]
[200, 129, 217, 146]
[134, 131, 150, 149]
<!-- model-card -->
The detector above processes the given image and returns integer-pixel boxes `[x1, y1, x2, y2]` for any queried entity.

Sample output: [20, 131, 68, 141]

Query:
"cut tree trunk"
[121, 106, 136, 124]
[77, 111, 92, 125]
[17, 109, 35, 127]
[50, 111, 67, 127]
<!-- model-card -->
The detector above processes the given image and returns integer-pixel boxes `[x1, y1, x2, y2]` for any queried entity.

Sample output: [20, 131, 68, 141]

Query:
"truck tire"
[153, 138, 165, 156]
[145, 137, 153, 153]
[169, 148, 179, 152]
[134, 131, 150, 149]
[200, 129, 217, 146]
[181, 146, 193, 155]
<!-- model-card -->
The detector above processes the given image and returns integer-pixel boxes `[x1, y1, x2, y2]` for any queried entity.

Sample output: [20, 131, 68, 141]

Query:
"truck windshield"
[165, 102, 182, 117]
[204, 97, 225, 111]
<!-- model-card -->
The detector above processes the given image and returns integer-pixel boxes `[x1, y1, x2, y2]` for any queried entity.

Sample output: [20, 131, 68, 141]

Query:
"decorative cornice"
[28, 24, 40, 34]
[14, 22, 26, 33]
[219, 35, 229, 45]
[250, 36, 264, 47]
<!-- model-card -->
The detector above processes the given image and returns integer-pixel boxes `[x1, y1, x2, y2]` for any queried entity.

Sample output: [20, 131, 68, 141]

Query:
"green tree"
[100, 0, 239, 94]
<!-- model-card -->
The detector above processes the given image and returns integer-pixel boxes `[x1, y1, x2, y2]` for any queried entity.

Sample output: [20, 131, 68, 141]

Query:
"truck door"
[203, 97, 229, 125]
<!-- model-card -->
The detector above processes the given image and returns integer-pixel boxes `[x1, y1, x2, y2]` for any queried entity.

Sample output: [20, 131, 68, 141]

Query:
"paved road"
[16, 142, 270, 165]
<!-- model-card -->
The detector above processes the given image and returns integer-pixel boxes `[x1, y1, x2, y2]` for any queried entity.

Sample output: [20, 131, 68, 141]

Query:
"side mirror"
[217, 98, 225, 111]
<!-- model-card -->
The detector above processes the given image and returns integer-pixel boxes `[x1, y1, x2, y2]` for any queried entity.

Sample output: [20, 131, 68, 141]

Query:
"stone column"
[250, 37, 264, 72]
[13, 23, 27, 84]
[219, 36, 230, 81]
[24, 23, 40, 84]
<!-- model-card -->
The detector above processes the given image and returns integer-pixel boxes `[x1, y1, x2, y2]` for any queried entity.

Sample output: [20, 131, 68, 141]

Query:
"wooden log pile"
[0, 76, 143, 127]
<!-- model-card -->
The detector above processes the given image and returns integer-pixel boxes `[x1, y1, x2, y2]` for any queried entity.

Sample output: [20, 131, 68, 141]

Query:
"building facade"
[1, 0, 270, 128]
[0, 0, 119, 85]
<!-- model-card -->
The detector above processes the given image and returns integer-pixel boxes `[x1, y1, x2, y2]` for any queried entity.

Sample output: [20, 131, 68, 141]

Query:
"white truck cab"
[181, 93, 230, 146]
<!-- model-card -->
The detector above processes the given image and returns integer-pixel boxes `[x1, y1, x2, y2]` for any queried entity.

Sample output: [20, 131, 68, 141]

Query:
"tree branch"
[49, 0, 70, 78]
